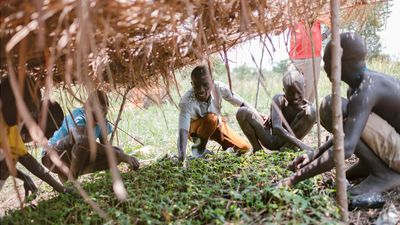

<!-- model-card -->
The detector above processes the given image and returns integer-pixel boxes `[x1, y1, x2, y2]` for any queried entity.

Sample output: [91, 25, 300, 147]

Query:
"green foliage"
[3, 152, 339, 224]
[343, 2, 392, 57]
[272, 59, 290, 74]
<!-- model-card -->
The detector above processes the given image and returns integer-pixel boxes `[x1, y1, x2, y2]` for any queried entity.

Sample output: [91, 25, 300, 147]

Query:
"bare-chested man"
[236, 69, 316, 152]
[279, 33, 400, 201]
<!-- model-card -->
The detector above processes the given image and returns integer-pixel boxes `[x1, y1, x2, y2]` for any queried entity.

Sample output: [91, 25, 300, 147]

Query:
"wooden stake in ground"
[330, 0, 348, 221]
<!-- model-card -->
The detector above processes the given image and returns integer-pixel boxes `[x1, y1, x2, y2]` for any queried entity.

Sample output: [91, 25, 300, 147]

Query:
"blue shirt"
[47, 107, 113, 147]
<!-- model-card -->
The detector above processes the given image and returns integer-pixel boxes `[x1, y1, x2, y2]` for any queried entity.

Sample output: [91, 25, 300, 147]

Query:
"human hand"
[288, 152, 313, 172]
[273, 177, 294, 188]
[23, 176, 38, 199]
[128, 156, 140, 171]
[261, 115, 268, 124]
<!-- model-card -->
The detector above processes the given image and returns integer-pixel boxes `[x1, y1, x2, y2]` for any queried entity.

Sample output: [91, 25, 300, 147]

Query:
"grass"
[1, 58, 399, 224]
[2, 152, 339, 224]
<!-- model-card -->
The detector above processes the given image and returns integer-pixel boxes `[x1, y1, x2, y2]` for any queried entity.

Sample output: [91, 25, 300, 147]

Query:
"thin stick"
[331, 0, 348, 221]
[307, 21, 322, 149]
[110, 87, 131, 143]
[255, 36, 266, 109]
[222, 42, 233, 92]
[107, 121, 144, 146]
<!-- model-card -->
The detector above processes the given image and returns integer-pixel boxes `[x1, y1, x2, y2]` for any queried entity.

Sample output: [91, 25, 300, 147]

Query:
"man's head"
[190, 65, 213, 102]
[323, 32, 367, 82]
[282, 69, 305, 105]
[319, 95, 348, 133]
[42, 101, 64, 139]
[21, 100, 64, 142]
[86, 90, 109, 123]
[0, 76, 41, 126]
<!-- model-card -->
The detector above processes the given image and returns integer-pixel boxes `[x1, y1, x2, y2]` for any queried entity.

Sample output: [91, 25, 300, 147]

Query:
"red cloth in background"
[289, 21, 322, 59]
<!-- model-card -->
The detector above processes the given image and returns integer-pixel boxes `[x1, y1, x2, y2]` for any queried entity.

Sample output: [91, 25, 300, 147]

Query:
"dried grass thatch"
[0, 0, 386, 89]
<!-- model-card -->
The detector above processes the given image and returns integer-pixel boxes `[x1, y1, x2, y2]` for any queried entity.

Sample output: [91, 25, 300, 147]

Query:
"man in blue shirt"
[42, 90, 140, 182]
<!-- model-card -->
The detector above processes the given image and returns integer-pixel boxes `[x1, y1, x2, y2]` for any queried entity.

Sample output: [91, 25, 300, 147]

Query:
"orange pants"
[189, 113, 250, 153]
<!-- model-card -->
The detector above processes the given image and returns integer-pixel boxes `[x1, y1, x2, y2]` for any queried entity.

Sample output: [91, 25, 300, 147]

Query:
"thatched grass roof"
[0, 0, 385, 89]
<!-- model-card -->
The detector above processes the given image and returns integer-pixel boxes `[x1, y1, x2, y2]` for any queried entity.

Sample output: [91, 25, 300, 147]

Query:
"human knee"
[74, 136, 90, 147]
[303, 105, 317, 124]
[203, 113, 218, 125]
[319, 95, 334, 132]
[319, 95, 349, 133]
[236, 107, 252, 123]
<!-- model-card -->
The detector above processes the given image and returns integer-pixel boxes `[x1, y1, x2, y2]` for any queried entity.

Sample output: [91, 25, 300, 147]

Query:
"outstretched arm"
[177, 103, 191, 162]
[284, 146, 336, 186]
[18, 154, 67, 193]
[177, 128, 188, 162]
[270, 96, 314, 152]
[289, 137, 334, 171]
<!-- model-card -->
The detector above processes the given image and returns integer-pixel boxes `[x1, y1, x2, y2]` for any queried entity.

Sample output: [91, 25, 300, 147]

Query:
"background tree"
[343, 2, 392, 58]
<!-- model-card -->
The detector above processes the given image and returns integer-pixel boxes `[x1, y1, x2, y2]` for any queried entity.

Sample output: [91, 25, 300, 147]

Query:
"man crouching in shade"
[41, 90, 140, 182]
[177, 65, 251, 162]
[236, 68, 316, 153]
[277, 32, 400, 209]
[0, 77, 70, 196]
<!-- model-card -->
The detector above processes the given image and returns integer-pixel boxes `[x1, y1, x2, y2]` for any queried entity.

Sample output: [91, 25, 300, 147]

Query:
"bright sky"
[227, 1, 400, 69]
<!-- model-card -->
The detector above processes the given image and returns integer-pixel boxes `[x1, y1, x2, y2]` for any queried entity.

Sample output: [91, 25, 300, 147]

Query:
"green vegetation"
[2, 152, 339, 224]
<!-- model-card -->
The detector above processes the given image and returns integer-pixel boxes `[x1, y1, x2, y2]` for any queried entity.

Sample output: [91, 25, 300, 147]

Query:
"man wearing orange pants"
[177, 65, 251, 161]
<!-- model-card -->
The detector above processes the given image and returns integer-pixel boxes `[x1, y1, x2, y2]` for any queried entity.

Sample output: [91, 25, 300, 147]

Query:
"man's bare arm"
[286, 146, 336, 185]
[342, 92, 375, 158]
[177, 128, 188, 162]
[18, 154, 67, 193]
[270, 97, 314, 152]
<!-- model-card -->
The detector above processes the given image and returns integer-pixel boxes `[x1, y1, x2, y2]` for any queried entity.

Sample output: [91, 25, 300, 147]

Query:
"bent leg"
[236, 106, 282, 151]
[80, 145, 140, 174]
[189, 113, 218, 154]
[211, 120, 250, 153]
[69, 143, 90, 179]
[289, 105, 317, 140]
[346, 160, 369, 181]
[190, 113, 219, 140]
[349, 140, 400, 195]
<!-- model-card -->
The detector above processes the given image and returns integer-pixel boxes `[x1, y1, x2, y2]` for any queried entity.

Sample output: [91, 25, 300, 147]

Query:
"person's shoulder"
[214, 80, 226, 89]
[272, 94, 285, 102]
[272, 94, 286, 108]
[179, 88, 195, 108]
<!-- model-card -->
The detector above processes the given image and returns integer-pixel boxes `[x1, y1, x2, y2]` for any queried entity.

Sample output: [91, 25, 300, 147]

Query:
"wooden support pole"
[330, 0, 348, 222]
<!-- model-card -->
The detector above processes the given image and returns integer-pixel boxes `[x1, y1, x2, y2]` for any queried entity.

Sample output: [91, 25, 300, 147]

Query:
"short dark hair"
[282, 69, 305, 91]
[43, 101, 64, 138]
[87, 90, 109, 109]
[191, 65, 210, 80]
[0, 76, 41, 126]
[20, 100, 64, 141]
[324, 32, 367, 63]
